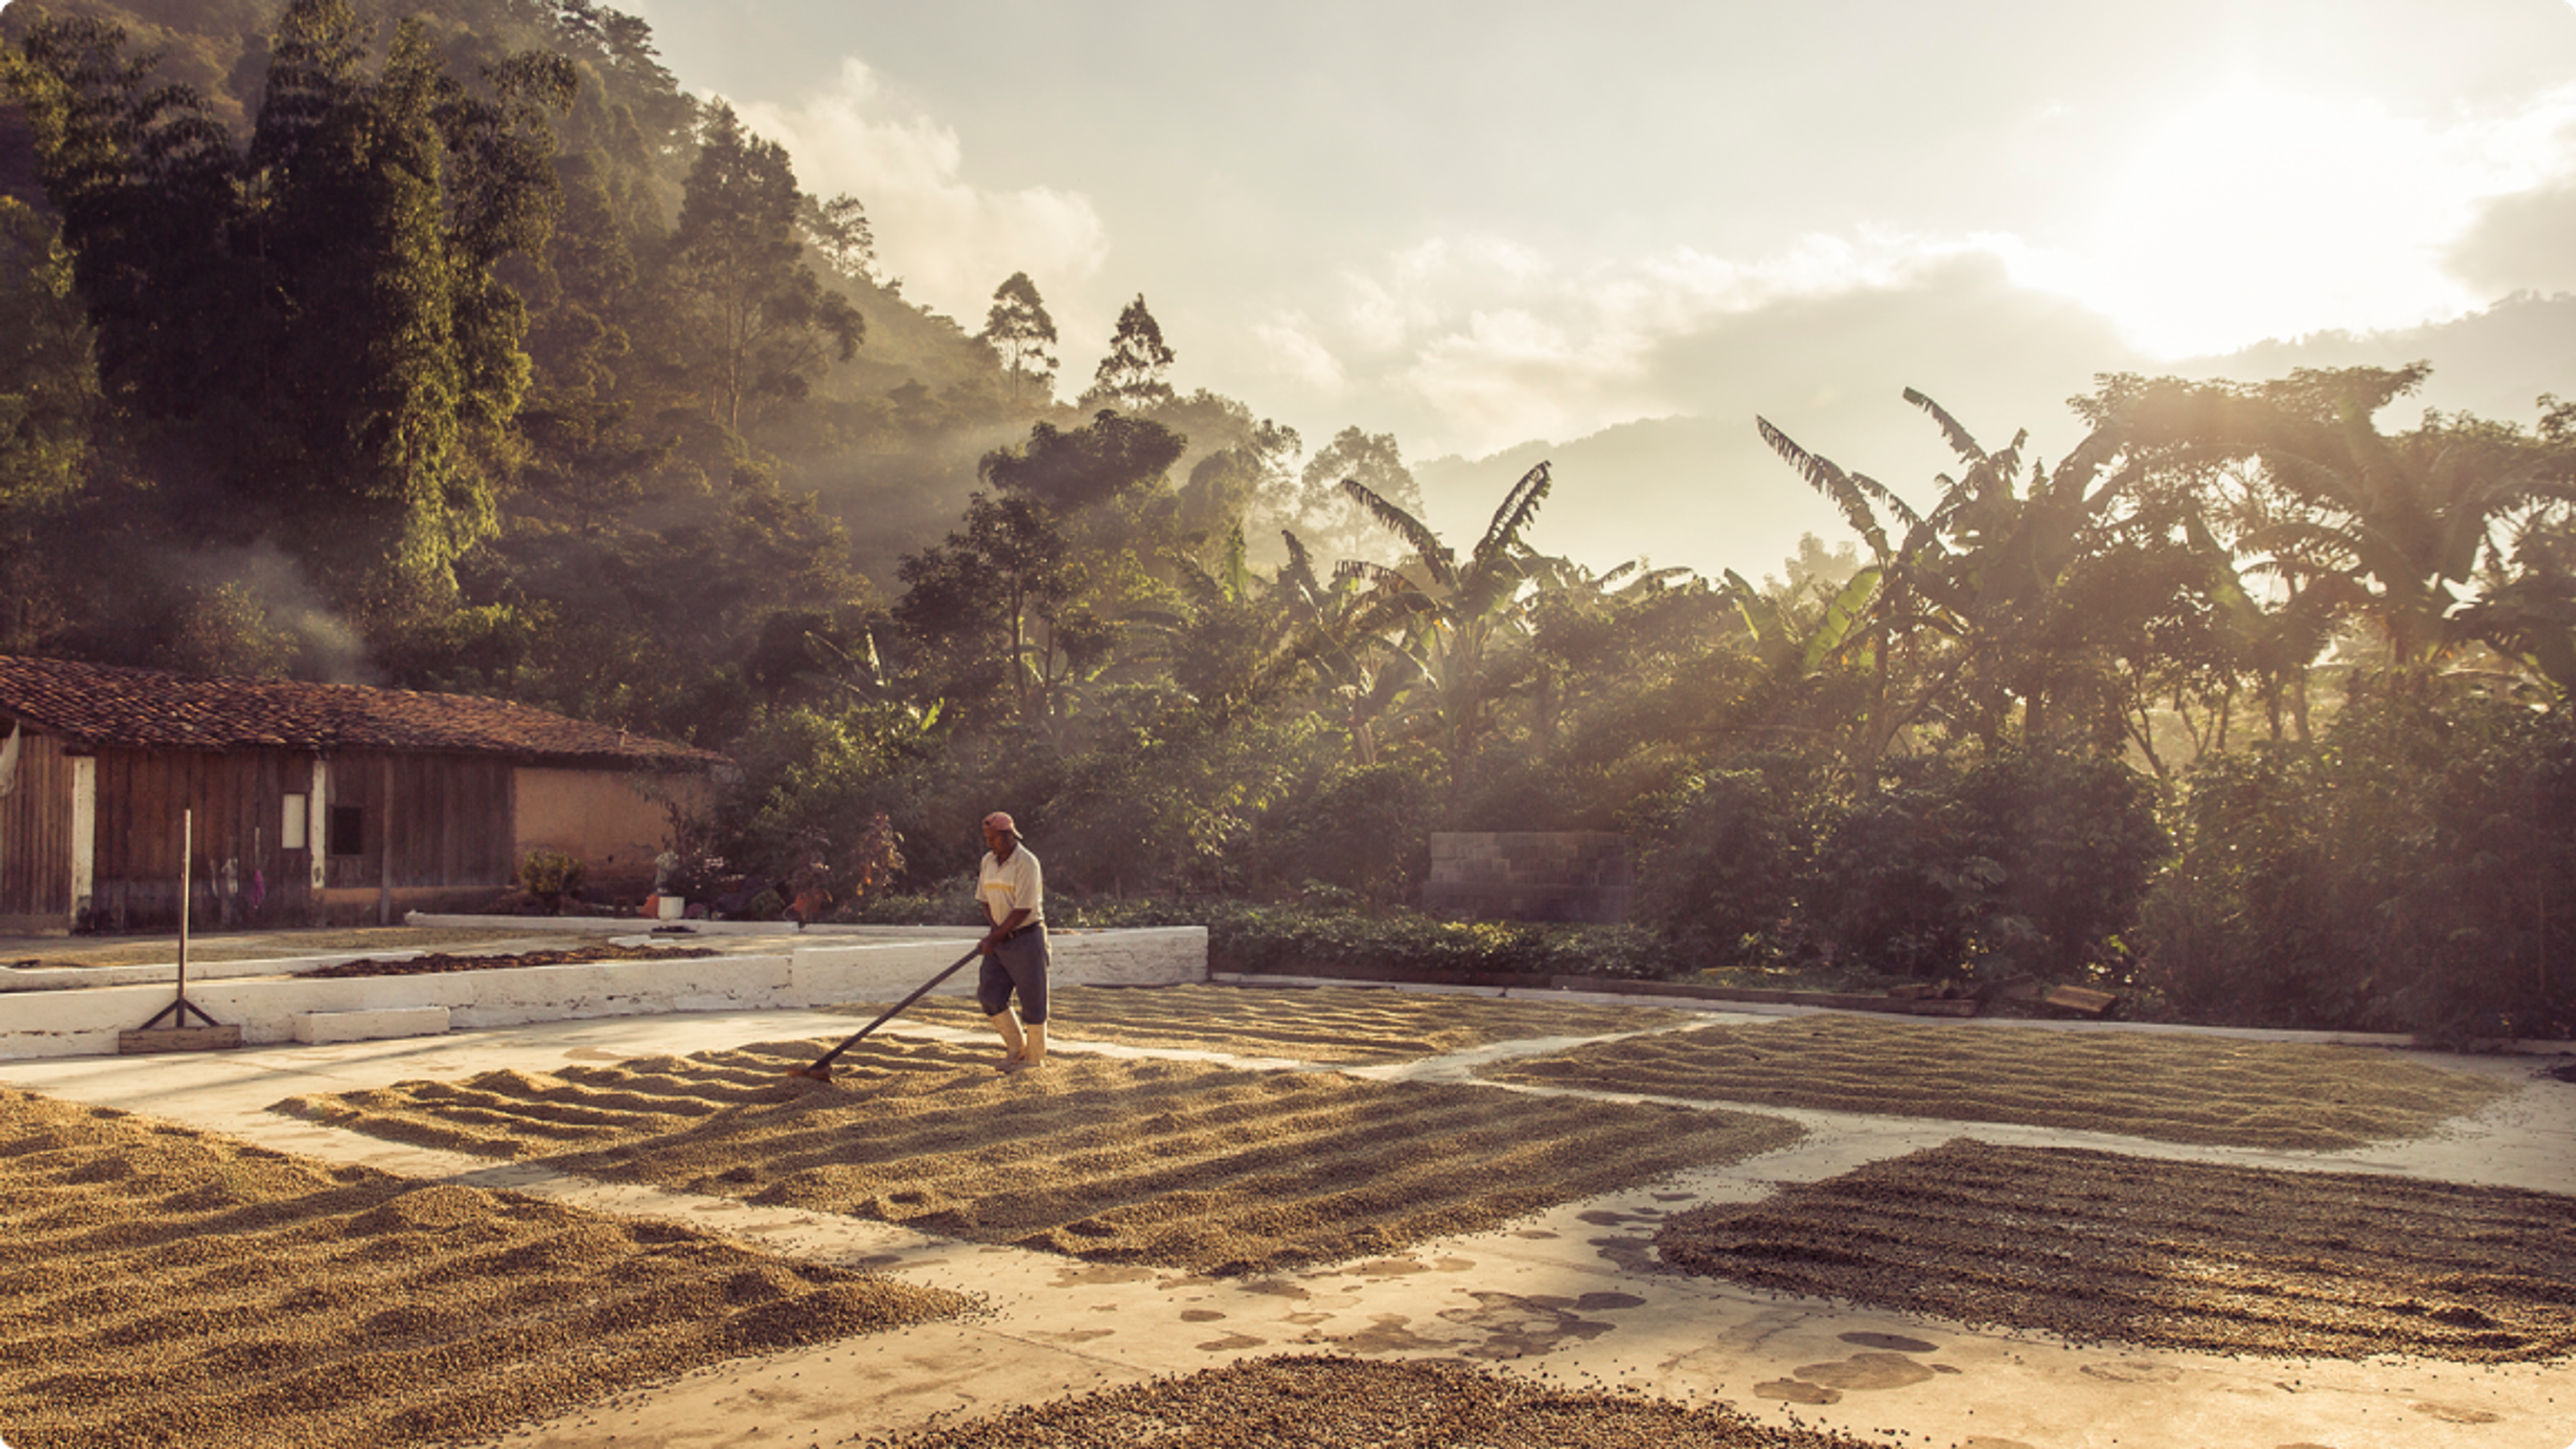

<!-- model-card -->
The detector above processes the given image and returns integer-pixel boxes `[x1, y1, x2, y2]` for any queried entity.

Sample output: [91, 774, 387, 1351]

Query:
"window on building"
[281, 794, 308, 851]
[327, 804, 364, 857]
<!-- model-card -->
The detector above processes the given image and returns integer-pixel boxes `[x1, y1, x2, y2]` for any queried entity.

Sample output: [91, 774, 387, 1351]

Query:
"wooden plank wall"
[322, 751, 515, 892]
[0, 726, 76, 918]
[68, 745, 517, 930]
[91, 746, 311, 930]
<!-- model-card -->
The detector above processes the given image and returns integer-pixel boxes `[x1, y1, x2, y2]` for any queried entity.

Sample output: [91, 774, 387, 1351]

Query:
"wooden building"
[0, 655, 724, 934]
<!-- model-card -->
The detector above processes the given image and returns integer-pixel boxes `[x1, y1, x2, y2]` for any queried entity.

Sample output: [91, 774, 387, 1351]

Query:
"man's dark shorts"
[977, 925, 1050, 1023]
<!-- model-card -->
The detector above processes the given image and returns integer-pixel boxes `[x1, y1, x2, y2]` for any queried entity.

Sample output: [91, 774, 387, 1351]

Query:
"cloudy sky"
[624, 0, 2576, 576]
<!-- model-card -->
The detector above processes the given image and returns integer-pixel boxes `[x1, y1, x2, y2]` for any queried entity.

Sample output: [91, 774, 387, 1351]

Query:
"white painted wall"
[0, 926, 1208, 1059]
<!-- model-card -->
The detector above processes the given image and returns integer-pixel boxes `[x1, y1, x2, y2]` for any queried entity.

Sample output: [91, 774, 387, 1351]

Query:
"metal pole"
[178, 807, 191, 999]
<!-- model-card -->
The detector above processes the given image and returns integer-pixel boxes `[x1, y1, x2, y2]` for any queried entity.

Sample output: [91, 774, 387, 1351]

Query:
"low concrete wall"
[0, 925, 1207, 1061]
[296, 1006, 452, 1044]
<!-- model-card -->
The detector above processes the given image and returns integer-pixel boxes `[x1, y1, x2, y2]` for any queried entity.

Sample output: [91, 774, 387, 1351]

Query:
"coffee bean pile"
[303, 942, 718, 977]
[1657, 1138, 2576, 1363]
[860, 1354, 1878, 1448]
[0, 1087, 967, 1449]
[885, 983, 1697, 1063]
[1482, 1012, 2508, 1149]
[294, 1036, 1803, 1275]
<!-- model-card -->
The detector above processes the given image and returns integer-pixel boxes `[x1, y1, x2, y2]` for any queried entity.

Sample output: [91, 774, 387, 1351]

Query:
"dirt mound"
[290, 1036, 1803, 1275]
[860, 1354, 1876, 1448]
[885, 983, 1698, 1063]
[1657, 1138, 2576, 1363]
[1480, 1012, 2508, 1149]
[0, 1087, 967, 1448]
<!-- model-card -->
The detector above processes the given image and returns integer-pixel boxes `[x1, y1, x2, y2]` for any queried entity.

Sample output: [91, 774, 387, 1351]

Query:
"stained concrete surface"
[2, 1006, 2572, 1449]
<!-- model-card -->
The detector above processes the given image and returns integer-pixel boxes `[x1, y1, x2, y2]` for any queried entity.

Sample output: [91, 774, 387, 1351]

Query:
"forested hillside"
[0, 0, 1299, 734]
[1, 0, 2571, 1040]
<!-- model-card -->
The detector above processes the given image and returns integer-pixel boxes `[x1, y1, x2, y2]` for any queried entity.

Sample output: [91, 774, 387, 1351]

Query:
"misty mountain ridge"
[1415, 290, 2576, 582]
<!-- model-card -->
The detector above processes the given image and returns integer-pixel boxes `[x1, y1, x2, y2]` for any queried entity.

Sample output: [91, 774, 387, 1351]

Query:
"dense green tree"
[800, 191, 875, 280]
[7, 0, 575, 608]
[979, 409, 1185, 513]
[977, 270, 1056, 406]
[1758, 410, 1975, 769]
[253, 6, 576, 600]
[1334, 460, 1556, 792]
[667, 101, 862, 433]
[0, 197, 98, 518]
[2089, 364, 2575, 679]
[1295, 424, 1420, 563]
[1083, 292, 1173, 410]
[1760, 389, 2168, 766]
[897, 411, 1187, 731]
[2142, 692, 2575, 1036]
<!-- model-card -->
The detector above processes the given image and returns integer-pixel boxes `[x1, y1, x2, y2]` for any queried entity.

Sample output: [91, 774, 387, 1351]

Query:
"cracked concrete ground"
[2, 999, 2571, 1449]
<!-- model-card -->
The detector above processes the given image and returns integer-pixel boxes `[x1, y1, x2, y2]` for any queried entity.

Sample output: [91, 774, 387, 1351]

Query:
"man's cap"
[983, 811, 1020, 837]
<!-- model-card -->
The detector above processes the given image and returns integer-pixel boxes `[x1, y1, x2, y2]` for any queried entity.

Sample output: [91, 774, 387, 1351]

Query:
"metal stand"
[121, 808, 239, 1055]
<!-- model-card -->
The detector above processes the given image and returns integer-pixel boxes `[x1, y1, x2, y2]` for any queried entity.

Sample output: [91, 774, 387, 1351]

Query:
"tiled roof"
[0, 655, 724, 767]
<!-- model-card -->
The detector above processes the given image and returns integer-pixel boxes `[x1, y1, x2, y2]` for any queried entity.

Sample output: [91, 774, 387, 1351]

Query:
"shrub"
[1252, 763, 1434, 907]
[1807, 748, 2167, 981]
[515, 849, 584, 911]
[1963, 748, 2169, 979]
[849, 894, 1666, 981]
[1187, 902, 1663, 980]
[1627, 754, 1833, 967]
[2141, 694, 2576, 1038]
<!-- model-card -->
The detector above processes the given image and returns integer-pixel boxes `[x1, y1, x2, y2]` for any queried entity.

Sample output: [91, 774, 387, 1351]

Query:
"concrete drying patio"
[3, 985, 2571, 1449]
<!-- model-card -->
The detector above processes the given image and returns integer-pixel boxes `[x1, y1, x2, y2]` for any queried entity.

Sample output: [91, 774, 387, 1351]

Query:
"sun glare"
[2047, 85, 2513, 358]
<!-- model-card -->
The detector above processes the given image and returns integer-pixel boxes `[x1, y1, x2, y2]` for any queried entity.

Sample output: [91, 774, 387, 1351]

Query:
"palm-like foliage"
[2107, 365, 2576, 678]
[1328, 461, 1555, 781]
[1759, 392, 2143, 765]
[1261, 529, 1413, 765]
[1756, 413, 1972, 767]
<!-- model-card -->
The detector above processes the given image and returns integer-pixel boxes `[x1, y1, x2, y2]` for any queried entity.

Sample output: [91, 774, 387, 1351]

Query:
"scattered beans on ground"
[1657, 1138, 2576, 1363]
[1479, 1012, 2509, 1149]
[885, 983, 1699, 1063]
[0, 1087, 967, 1449]
[861, 1354, 1878, 1448]
[288, 1036, 1803, 1275]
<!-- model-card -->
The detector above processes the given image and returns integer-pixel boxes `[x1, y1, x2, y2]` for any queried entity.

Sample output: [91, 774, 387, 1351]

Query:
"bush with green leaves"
[515, 848, 584, 906]
[1808, 755, 1993, 978]
[1626, 753, 1836, 967]
[849, 892, 1663, 979]
[1251, 762, 1434, 907]
[2141, 692, 2576, 1038]
[1812, 749, 2167, 981]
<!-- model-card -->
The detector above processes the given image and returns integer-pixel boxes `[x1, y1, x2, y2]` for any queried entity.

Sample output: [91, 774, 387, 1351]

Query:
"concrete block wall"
[0, 924, 1207, 1060]
[1421, 831, 1633, 924]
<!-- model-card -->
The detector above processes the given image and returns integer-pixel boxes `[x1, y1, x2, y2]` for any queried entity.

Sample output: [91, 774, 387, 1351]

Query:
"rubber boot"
[1021, 1020, 1048, 1068]
[987, 1010, 1027, 1072]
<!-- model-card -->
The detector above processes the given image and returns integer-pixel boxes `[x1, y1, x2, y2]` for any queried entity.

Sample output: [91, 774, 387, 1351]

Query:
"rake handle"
[808, 945, 983, 1071]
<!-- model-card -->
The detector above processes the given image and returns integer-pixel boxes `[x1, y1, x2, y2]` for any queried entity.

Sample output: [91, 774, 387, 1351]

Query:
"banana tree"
[2106, 365, 2576, 682]
[1269, 529, 1416, 766]
[1332, 460, 1555, 784]
[1756, 414, 1974, 768]
[1759, 390, 2141, 765]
